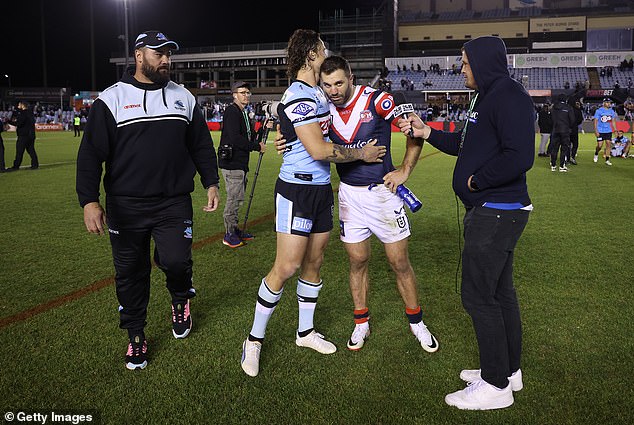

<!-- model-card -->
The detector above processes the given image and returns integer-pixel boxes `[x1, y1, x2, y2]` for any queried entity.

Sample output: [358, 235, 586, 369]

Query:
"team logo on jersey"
[360, 110, 373, 123]
[123, 104, 141, 109]
[174, 100, 186, 111]
[363, 88, 373, 96]
[468, 111, 478, 123]
[397, 216, 407, 229]
[380, 98, 393, 110]
[292, 103, 314, 116]
[600, 115, 612, 122]
[184, 226, 193, 239]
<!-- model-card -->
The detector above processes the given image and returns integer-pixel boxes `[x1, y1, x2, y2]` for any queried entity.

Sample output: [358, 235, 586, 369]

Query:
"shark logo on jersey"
[292, 103, 314, 116]
[184, 226, 192, 239]
[174, 100, 186, 111]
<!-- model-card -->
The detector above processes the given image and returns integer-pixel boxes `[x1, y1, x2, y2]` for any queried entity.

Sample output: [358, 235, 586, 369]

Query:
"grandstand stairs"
[588, 68, 601, 91]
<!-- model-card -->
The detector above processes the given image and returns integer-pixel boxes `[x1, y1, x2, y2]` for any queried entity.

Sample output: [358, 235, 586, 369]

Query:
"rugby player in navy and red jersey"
[320, 55, 439, 353]
[240, 29, 386, 377]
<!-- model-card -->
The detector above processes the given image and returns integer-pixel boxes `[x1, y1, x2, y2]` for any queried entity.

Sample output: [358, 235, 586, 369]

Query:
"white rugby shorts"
[338, 182, 411, 244]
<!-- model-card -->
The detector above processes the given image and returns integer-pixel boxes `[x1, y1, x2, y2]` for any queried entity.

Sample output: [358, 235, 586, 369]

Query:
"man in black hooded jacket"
[8, 101, 38, 170]
[397, 36, 534, 410]
[549, 94, 576, 172]
[568, 99, 584, 165]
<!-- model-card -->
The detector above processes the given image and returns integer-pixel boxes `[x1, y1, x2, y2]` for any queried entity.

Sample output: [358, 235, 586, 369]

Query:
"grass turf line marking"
[0, 150, 439, 330]
[0, 212, 274, 330]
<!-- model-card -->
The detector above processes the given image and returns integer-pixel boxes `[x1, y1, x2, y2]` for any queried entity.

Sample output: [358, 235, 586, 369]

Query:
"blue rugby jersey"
[277, 80, 331, 185]
[593, 107, 617, 133]
[329, 85, 396, 186]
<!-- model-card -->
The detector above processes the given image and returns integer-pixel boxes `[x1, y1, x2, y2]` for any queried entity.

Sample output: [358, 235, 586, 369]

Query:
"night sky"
[1, 0, 382, 91]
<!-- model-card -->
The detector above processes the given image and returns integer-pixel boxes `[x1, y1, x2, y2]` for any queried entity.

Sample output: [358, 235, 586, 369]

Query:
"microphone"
[392, 92, 415, 138]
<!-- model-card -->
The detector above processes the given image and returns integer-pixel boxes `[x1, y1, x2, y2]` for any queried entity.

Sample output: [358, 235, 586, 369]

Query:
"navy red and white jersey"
[277, 80, 331, 185]
[329, 85, 396, 186]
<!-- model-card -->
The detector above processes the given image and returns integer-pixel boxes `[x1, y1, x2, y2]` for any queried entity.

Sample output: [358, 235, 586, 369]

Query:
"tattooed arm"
[295, 121, 386, 163]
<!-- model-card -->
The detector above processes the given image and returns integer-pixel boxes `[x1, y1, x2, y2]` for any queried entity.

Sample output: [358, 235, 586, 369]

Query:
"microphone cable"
[454, 194, 463, 294]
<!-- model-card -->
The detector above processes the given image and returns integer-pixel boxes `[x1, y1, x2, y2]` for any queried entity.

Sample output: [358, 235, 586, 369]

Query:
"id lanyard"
[242, 109, 252, 141]
[460, 92, 479, 149]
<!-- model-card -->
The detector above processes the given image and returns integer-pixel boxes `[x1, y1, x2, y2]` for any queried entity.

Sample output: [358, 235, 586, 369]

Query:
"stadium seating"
[598, 68, 634, 90]
[386, 67, 590, 91]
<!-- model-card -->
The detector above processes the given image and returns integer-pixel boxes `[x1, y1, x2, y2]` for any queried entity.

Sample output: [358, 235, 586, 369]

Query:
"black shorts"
[597, 133, 612, 142]
[274, 178, 334, 236]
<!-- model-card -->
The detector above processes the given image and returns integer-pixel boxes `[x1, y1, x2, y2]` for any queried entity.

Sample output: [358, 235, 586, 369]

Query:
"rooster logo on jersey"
[329, 85, 395, 145]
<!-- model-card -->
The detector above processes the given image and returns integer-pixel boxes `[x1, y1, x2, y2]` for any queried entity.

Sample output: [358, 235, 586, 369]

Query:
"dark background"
[0, 0, 381, 91]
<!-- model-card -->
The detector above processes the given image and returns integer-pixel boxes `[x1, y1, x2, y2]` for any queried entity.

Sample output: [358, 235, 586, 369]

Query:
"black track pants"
[106, 194, 195, 331]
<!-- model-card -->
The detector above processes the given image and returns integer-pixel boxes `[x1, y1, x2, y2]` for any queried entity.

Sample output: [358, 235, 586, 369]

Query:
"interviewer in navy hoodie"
[397, 36, 534, 410]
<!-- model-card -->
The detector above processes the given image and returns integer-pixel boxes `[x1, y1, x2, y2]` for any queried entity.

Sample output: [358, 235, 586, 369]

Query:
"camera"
[255, 100, 280, 120]
[218, 144, 233, 160]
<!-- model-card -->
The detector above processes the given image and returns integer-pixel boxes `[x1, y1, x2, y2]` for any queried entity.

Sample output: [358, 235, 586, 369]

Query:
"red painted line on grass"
[0, 213, 275, 331]
[0, 150, 439, 330]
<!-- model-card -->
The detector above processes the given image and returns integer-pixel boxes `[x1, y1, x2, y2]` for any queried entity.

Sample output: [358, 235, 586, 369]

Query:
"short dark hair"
[286, 29, 322, 79]
[320, 55, 351, 78]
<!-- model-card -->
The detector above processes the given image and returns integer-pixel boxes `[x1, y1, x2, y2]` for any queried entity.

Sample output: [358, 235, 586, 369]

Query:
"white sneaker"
[241, 339, 262, 377]
[606, 160, 612, 166]
[551, 166, 557, 172]
[559, 165, 568, 172]
[410, 322, 439, 353]
[445, 379, 514, 410]
[460, 368, 523, 392]
[347, 323, 370, 351]
[295, 330, 337, 354]
[593, 155, 598, 163]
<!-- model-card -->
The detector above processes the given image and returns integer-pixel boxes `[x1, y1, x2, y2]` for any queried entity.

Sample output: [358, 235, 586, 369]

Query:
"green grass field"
[0, 130, 633, 424]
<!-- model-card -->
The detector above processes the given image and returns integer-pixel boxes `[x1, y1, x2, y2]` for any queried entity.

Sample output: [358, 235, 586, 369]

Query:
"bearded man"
[76, 30, 220, 370]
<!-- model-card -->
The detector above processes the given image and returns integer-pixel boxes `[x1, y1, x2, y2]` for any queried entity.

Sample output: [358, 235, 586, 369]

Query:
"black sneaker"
[172, 300, 192, 339]
[235, 227, 254, 241]
[125, 334, 148, 370]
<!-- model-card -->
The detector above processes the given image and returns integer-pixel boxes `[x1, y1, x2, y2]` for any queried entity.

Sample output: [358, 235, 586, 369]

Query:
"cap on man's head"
[134, 30, 179, 50]
[232, 81, 251, 92]
[603, 97, 611, 103]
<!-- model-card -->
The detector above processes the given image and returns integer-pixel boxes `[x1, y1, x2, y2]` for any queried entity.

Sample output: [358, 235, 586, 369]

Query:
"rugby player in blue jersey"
[241, 29, 386, 377]
[593, 98, 618, 165]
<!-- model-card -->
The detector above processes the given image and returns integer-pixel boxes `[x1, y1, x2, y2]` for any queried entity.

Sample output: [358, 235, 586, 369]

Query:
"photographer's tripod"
[241, 117, 273, 232]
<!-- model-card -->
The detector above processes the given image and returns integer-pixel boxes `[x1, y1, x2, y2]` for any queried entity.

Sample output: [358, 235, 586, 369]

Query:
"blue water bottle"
[396, 184, 422, 213]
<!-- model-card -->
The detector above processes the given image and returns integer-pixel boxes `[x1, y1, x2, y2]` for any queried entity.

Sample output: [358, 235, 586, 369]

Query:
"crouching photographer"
[218, 81, 269, 248]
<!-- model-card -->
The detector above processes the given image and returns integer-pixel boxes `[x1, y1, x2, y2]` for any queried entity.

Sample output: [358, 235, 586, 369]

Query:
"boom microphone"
[393, 92, 415, 138]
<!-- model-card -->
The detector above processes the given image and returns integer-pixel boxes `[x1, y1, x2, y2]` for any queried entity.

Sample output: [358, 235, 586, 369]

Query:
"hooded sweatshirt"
[76, 67, 219, 207]
[426, 36, 535, 208]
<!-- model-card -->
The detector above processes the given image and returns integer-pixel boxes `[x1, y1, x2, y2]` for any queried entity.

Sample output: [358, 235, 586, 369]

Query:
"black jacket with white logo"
[76, 68, 219, 207]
